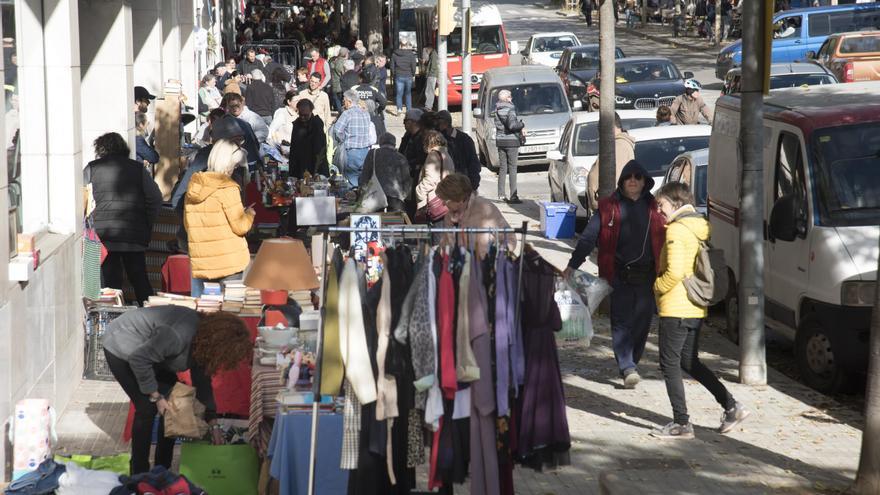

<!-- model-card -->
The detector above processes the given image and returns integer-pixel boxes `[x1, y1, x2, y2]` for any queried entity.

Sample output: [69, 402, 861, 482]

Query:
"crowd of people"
[579, 0, 741, 41]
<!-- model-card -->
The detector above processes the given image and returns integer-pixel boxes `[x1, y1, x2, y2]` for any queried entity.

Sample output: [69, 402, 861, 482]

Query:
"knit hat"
[404, 108, 424, 122]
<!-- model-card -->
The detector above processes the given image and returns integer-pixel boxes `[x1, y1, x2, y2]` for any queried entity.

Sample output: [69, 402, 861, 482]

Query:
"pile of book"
[290, 290, 313, 310]
[241, 288, 263, 316]
[145, 292, 197, 309]
[222, 281, 247, 313]
[95, 288, 125, 306]
[197, 282, 223, 313]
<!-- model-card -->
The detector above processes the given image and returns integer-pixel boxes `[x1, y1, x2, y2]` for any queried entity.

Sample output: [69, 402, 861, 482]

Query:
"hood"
[186, 172, 240, 203]
[617, 159, 655, 191]
[569, 68, 599, 84]
[617, 79, 686, 98]
[721, 40, 742, 56]
[520, 112, 570, 132]
[669, 205, 709, 241]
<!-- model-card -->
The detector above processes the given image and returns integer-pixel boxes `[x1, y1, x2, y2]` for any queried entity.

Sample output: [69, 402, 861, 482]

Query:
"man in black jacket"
[243, 69, 276, 126]
[353, 71, 388, 135]
[435, 110, 481, 191]
[84, 132, 163, 305]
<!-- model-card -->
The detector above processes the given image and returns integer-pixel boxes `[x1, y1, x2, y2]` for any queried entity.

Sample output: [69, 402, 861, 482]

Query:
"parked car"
[722, 62, 838, 95]
[520, 32, 580, 67]
[716, 3, 880, 80]
[628, 125, 712, 188]
[812, 30, 880, 82]
[473, 65, 575, 170]
[662, 148, 709, 215]
[546, 110, 657, 217]
[555, 44, 627, 105]
[708, 81, 880, 393]
[610, 57, 695, 110]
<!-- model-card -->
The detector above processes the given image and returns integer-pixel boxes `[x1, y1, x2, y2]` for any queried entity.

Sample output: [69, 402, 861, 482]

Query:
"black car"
[555, 44, 626, 105]
[610, 57, 694, 110]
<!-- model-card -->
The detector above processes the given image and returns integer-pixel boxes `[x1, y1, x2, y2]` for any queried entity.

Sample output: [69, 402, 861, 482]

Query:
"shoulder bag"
[416, 151, 450, 222]
[355, 151, 388, 213]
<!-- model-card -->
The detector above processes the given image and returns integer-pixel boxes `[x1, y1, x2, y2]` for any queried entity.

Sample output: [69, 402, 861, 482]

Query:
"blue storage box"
[540, 202, 576, 239]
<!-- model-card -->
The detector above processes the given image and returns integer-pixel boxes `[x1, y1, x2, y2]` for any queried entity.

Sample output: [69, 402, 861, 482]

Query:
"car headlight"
[615, 95, 632, 104]
[841, 281, 875, 306]
[569, 79, 584, 87]
[570, 167, 589, 188]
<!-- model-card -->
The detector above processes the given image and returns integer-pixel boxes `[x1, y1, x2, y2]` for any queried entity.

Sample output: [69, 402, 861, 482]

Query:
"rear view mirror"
[473, 108, 483, 117]
[546, 150, 565, 161]
[684, 71, 695, 79]
[509, 40, 519, 55]
[769, 194, 806, 242]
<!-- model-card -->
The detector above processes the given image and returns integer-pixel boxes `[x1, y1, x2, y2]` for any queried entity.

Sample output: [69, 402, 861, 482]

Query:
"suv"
[813, 31, 880, 83]
[722, 62, 837, 95]
[473, 65, 574, 170]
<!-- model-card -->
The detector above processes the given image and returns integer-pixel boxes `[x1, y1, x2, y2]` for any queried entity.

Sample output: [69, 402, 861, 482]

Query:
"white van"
[708, 81, 880, 393]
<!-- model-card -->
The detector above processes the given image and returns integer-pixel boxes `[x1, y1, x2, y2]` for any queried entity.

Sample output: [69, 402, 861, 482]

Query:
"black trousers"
[102, 251, 154, 306]
[658, 317, 735, 425]
[104, 350, 178, 475]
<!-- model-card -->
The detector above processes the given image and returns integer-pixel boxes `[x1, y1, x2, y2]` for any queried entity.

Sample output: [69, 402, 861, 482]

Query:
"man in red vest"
[564, 160, 666, 389]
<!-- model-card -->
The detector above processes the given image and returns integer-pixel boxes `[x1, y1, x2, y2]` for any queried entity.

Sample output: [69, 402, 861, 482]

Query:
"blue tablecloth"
[267, 411, 348, 494]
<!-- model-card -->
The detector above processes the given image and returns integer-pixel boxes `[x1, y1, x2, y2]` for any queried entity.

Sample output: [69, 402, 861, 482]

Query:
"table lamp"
[245, 238, 320, 320]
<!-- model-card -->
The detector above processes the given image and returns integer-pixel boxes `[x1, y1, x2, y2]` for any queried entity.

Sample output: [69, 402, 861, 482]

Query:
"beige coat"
[670, 93, 713, 125]
[586, 131, 635, 210]
[441, 194, 517, 259]
[415, 147, 456, 209]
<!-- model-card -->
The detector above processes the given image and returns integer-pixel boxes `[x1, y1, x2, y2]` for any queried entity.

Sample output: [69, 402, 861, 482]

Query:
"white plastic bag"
[565, 269, 613, 315]
[554, 279, 594, 344]
[56, 462, 121, 495]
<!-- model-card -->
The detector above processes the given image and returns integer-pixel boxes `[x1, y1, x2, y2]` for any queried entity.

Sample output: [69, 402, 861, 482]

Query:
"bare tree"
[598, 0, 617, 199]
[360, 0, 384, 54]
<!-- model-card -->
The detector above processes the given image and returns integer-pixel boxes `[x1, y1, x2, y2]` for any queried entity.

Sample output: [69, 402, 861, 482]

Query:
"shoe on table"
[507, 194, 522, 204]
[623, 370, 640, 389]
[651, 421, 695, 439]
[719, 402, 751, 434]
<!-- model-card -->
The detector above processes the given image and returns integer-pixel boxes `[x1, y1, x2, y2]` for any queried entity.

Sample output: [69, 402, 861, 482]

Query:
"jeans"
[659, 317, 735, 425]
[626, 8, 636, 28]
[609, 277, 655, 374]
[424, 76, 438, 109]
[720, 15, 731, 39]
[344, 147, 370, 188]
[102, 251, 154, 306]
[330, 89, 342, 112]
[496, 146, 519, 198]
[584, 8, 592, 25]
[104, 349, 178, 475]
[395, 76, 414, 111]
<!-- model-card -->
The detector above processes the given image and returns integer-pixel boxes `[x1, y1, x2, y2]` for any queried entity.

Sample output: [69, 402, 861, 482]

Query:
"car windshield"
[694, 165, 708, 207]
[572, 118, 656, 156]
[615, 60, 680, 82]
[571, 48, 623, 70]
[634, 136, 710, 176]
[533, 36, 577, 52]
[448, 25, 504, 55]
[490, 84, 568, 115]
[812, 123, 880, 224]
[770, 73, 837, 89]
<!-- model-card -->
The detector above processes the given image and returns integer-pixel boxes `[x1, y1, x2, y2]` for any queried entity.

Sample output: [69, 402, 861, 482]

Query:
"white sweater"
[338, 259, 377, 404]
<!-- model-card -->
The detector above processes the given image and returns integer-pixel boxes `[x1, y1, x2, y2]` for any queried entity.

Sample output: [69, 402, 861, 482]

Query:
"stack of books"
[241, 288, 263, 316]
[146, 292, 197, 309]
[290, 290, 313, 310]
[197, 282, 224, 313]
[96, 288, 125, 306]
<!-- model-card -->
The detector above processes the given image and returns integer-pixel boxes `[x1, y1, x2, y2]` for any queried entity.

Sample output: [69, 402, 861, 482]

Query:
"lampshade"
[244, 238, 320, 291]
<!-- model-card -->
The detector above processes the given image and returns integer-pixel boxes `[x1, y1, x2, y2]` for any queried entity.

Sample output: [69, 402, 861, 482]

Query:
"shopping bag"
[179, 443, 259, 495]
[82, 219, 106, 301]
[355, 152, 388, 213]
[54, 453, 130, 475]
[164, 382, 209, 439]
[565, 269, 613, 315]
[554, 278, 594, 345]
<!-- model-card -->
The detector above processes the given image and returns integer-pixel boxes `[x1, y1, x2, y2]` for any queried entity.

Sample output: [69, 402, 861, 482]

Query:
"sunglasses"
[623, 173, 644, 181]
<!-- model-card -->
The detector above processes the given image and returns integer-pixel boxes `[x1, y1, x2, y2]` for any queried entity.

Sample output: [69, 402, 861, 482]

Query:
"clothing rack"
[305, 222, 529, 495]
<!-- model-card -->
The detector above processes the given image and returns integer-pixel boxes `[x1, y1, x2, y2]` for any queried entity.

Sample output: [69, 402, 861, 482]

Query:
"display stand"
[304, 222, 529, 495]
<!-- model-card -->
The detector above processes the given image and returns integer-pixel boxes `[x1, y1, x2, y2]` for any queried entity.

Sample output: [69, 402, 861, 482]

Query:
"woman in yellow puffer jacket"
[185, 139, 255, 295]
[650, 182, 751, 440]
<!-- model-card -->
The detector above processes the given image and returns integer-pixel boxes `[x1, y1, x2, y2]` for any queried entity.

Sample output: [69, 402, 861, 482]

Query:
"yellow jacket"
[654, 205, 709, 318]
[184, 172, 254, 280]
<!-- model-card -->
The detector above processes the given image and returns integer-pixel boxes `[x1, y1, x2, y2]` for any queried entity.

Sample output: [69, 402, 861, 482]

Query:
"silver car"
[662, 148, 709, 216]
[473, 65, 578, 171]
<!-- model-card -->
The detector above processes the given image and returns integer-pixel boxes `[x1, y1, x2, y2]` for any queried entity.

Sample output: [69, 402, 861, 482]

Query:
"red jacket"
[308, 58, 330, 87]
[596, 194, 666, 282]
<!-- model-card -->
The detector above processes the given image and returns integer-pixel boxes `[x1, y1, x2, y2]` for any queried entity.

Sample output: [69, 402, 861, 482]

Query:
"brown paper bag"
[164, 382, 209, 439]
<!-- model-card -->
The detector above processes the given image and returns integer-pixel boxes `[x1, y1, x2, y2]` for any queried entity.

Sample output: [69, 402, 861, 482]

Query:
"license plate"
[521, 144, 550, 154]
[471, 93, 479, 101]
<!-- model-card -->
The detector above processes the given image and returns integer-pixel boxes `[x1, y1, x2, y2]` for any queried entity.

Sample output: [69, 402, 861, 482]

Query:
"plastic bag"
[565, 269, 613, 315]
[554, 278, 594, 345]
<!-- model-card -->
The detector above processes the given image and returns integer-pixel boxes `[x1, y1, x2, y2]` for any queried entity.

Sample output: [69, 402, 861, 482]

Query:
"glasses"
[623, 173, 644, 181]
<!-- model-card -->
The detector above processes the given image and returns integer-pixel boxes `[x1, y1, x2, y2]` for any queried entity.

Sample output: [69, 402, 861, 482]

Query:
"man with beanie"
[564, 160, 666, 389]
[358, 133, 411, 212]
[435, 110, 481, 190]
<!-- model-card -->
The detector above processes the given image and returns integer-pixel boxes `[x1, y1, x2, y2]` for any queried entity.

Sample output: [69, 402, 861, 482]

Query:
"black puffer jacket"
[85, 155, 162, 251]
[493, 101, 524, 148]
[391, 49, 418, 78]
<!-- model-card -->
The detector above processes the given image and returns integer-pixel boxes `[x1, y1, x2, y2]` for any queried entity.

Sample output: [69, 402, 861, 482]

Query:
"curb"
[620, 26, 721, 55]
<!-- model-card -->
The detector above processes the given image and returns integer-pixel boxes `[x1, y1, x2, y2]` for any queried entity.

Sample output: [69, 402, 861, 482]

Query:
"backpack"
[675, 212, 729, 307]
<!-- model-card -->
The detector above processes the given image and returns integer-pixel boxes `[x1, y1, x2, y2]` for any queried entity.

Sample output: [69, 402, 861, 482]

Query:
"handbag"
[179, 443, 259, 495]
[416, 151, 450, 222]
[503, 110, 526, 146]
[82, 217, 107, 301]
[355, 152, 388, 213]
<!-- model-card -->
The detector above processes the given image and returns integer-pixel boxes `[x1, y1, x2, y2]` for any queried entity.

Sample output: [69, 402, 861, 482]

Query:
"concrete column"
[161, 0, 181, 83]
[79, 0, 134, 164]
[132, 0, 164, 98]
[178, 0, 197, 109]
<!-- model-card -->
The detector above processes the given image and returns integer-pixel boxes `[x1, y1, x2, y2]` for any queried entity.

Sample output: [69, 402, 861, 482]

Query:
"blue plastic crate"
[540, 202, 577, 239]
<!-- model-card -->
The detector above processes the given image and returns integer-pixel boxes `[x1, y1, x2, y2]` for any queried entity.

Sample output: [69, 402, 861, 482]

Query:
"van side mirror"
[806, 50, 817, 59]
[769, 194, 806, 242]
[473, 108, 483, 117]
[572, 100, 583, 110]
[509, 41, 519, 55]
[684, 71, 695, 79]
[546, 150, 565, 161]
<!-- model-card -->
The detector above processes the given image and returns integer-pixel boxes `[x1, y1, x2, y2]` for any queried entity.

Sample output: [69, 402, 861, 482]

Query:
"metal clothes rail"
[305, 222, 528, 495]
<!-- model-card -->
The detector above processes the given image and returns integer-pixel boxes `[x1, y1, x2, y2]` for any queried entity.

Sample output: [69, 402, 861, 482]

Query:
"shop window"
[2, 2, 20, 259]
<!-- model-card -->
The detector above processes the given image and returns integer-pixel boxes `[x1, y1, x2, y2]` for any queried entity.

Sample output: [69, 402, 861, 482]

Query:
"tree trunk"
[360, 0, 384, 54]
[641, 0, 648, 27]
[853, 238, 880, 494]
[598, 0, 617, 200]
[715, 0, 722, 45]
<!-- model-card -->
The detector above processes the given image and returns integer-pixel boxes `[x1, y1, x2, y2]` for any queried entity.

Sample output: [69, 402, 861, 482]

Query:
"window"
[532, 36, 577, 53]
[633, 136, 710, 177]
[813, 123, 880, 218]
[840, 35, 880, 54]
[769, 73, 837, 89]
[816, 39, 833, 61]
[614, 60, 681, 82]
[569, 47, 625, 70]
[774, 132, 806, 204]
[488, 83, 568, 116]
[809, 13, 831, 37]
[448, 25, 504, 55]
[3, 1, 20, 259]
[773, 15, 801, 39]
[572, 118, 655, 156]
[559, 121, 572, 155]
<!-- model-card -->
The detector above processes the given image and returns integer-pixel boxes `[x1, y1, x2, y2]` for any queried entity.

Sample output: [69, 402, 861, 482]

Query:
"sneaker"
[623, 370, 641, 389]
[507, 194, 522, 204]
[498, 195, 508, 202]
[719, 402, 751, 434]
[651, 421, 695, 439]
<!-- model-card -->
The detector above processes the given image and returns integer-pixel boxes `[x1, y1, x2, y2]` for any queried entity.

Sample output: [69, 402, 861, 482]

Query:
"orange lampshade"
[244, 238, 320, 291]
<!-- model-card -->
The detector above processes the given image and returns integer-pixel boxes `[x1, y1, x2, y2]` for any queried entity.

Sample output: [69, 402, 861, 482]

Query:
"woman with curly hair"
[102, 306, 253, 474]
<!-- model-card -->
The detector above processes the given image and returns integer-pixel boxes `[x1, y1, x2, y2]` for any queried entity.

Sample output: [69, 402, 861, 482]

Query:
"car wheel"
[724, 270, 739, 344]
[795, 315, 852, 394]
